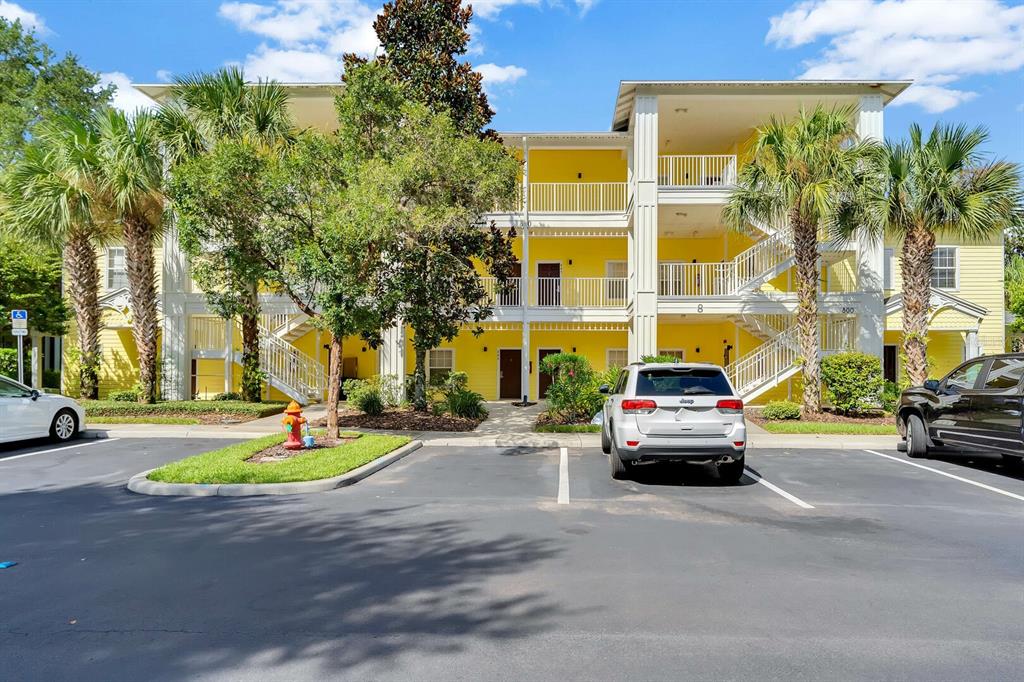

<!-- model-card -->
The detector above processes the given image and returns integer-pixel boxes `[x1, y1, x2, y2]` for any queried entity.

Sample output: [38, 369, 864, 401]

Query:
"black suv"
[897, 353, 1024, 465]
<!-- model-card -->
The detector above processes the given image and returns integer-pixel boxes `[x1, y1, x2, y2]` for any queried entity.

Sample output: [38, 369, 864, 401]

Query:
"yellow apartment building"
[77, 78, 1004, 404]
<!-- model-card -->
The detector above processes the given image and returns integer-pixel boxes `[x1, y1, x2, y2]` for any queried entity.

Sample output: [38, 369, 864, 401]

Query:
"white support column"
[520, 137, 531, 401]
[856, 94, 885, 361]
[628, 94, 659, 361]
[965, 329, 980, 359]
[30, 332, 42, 389]
[160, 220, 190, 400]
[224, 320, 234, 394]
[378, 323, 407, 400]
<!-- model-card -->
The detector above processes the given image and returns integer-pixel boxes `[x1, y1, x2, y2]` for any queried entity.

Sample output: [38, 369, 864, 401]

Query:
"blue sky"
[6, 0, 1023, 162]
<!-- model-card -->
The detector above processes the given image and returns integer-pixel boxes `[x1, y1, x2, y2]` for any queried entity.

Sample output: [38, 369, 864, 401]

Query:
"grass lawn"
[535, 424, 601, 433]
[147, 432, 410, 484]
[758, 421, 897, 435]
[89, 416, 201, 425]
[83, 400, 286, 420]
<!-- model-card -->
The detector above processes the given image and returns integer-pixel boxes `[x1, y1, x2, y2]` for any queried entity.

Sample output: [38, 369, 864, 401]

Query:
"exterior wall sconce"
[483, 346, 488, 352]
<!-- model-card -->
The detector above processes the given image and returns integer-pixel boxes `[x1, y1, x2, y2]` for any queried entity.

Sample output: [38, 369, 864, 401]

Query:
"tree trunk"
[240, 308, 261, 403]
[413, 346, 427, 411]
[64, 230, 101, 400]
[901, 223, 935, 386]
[792, 212, 821, 414]
[123, 217, 159, 403]
[326, 334, 342, 439]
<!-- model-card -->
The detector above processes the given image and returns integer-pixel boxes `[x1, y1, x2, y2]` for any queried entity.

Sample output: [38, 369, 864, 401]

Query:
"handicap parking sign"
[10, 309, 27, 329]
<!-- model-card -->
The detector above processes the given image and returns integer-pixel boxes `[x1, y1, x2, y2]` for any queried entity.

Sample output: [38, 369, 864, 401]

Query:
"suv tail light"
[621, 399, 657, 414]
[716, 399, 744, 414]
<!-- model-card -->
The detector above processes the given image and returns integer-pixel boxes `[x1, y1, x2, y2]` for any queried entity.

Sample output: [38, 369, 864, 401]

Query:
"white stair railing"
[257, 324, 326, 401]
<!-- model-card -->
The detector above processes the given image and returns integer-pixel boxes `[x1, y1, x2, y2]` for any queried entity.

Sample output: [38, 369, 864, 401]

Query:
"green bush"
[82, 400, 285, 418]
[343, 378, 385, 416]
[762, 400, 801, 420]
[213, 391, 242, 401]
[820, 351, 884, 415]
[880, 380, 904, 415]
[641, 354, 682, 363]
[0, 347, 16, 379]
[108, 389, 140, 402]
[539, 352, 603, 423]
[445, 388, 487, 419]
[43, 369, 61, 389]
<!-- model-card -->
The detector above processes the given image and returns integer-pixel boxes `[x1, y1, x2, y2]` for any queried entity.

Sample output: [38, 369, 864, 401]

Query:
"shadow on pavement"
[623, 460, 756, 488]
[925, 448, 1024, 482]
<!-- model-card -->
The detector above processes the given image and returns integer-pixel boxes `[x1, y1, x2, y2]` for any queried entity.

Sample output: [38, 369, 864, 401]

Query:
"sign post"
[10, 310, 27, 384]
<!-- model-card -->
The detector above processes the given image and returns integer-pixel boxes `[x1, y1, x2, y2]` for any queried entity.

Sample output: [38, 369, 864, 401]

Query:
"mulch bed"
[535, 410, 591, 428]
[313, 407, 482, 432]
[746, 409, 893, 426]
[246, 435, 360, 463]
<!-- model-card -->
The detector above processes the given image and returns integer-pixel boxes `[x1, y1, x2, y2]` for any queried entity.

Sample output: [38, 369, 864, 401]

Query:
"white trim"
[931, 245, 959, 292]
[105, 246, 127, 291]
[496, 347, 523, 400]
[883, 247, 894, 291]
[426, 348, 454, 385]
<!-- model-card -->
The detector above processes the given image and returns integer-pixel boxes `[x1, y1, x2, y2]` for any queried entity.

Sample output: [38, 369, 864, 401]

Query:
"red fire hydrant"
[281, 400, 307, 450]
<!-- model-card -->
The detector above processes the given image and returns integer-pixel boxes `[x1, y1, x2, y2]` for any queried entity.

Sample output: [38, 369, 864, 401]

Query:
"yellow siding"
[527, 149, 627, 183]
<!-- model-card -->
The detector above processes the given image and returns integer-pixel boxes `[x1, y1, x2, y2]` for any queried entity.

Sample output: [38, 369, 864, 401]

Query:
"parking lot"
[1, 437, 1022, 681]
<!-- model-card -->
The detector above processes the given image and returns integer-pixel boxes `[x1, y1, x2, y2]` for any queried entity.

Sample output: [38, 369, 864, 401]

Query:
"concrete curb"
[126, 440, 422, 497]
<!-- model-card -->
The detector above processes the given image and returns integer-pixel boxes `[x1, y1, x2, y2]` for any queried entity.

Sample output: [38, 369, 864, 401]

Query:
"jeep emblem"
[680, 399, 694, 405]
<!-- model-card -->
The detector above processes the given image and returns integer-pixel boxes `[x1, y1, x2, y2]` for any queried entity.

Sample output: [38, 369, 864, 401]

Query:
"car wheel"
[905, 414, 928, 458]
[50, 408, 78, 442]
[600, 421, 611, 454]
[609, 439, 630, 480]
[1001, 454, 1024, 470]
[717, 454, 746, 484]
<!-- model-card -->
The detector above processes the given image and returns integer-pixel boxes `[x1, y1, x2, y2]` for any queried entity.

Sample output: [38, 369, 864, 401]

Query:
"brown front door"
[537, 262, 561, 305]
[538, 348, 560, 399]
[499, 349, 522, 400]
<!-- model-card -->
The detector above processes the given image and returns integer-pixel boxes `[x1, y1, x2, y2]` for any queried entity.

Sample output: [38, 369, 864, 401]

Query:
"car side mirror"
[29, 389, 40, 401]
[923, 379, 940, 393]
[598, 384, 610, 394]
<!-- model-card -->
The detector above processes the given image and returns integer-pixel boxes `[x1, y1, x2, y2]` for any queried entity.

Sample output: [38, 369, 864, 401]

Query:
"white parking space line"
[745, 468, 815, 509]
[863, 449, 1024, 503]
[558, 447, 570, 505]
[0, 438, 119, 463]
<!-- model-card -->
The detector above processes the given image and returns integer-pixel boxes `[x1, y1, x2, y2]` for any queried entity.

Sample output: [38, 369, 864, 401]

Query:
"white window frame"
[606, 348, 628, 369]
[426, 348, 454, 385]
[106, 247, 127, 290]
[883, 247, 894, 291]
[657, 348, 686, 360]
[931, 246, 959, 291]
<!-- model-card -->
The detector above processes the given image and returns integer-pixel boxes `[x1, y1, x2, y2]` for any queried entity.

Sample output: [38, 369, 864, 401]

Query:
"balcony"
[482, 277, 629, 309]
[528, 182, 628, 213]
[657, 155, 737, 188]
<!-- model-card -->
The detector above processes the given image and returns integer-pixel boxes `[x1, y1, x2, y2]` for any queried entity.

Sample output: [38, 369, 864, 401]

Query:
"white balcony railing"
[480, 277, 522, 307]
[530, 277, 628, 308]
[528, 182, 628, 213]
[190, 317, 227, 351]
[659, 263, 733, 297]
[658, 155, 737, 188]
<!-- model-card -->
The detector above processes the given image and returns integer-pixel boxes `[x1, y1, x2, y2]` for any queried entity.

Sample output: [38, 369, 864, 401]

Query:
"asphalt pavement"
[1, 436, 1022, 681]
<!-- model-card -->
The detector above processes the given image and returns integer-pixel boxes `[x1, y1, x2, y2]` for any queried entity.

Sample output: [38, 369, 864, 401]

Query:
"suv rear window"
[635, 368, 731, 396]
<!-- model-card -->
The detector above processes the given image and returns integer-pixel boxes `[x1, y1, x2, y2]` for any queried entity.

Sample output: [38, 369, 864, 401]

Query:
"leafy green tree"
[0, 18, 112, 167]
[1, 117, 113, 398]
[95, 109, 165, 402]
[0, 233, 69, 341]
[346, 0, 493, 135]
[158, 67, 294, 402]
[725, 105, 881, 414]
[874, 124, 1021, 385]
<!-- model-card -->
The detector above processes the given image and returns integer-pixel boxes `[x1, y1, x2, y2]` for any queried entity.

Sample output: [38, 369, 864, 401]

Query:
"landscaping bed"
[146, 431, 410, 484]
[535, 410, 599, 433]
[83, 400, 287, 424]
[315, 407, 482, 432]
[747, 409, 897, 435]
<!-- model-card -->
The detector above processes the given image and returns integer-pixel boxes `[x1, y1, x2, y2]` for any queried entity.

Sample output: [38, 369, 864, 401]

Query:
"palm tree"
[724, 105, 881, 414]
[156, 67, 293, 402]
[879, 124, 1021, 385]
[95, 108, 165, 403]
[1, 117, 110, 399]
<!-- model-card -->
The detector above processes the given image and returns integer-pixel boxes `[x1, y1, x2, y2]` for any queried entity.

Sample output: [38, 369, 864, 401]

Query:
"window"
[0, 377, 29, 397]
[606, 348, 628, 369]
[983, 358, 1024, 390]
[931, 247, 957, 289]
[635, 368, 731, 397]
[657, 349, 685, 361]
[106, 247, 127, 290]
[427, 349, 453, 386]
[883, 248, 894, 290]
[612, 370, 628, 394]
[945, 360, 983, 391]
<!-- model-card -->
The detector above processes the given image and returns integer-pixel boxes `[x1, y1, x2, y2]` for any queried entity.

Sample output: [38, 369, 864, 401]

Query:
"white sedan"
[0, 375, 85, 444]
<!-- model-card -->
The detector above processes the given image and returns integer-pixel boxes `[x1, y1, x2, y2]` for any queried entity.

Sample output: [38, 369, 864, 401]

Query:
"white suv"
[599, 362, 747, 482]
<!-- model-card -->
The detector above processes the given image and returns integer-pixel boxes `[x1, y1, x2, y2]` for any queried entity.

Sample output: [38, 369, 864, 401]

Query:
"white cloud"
[241, 44, 343, 82]
[471, 0, 596, 20]
[767, 0, 1024, 112]
[98, 72, 157, 113]
[156, 69, 173, 83]
[476, 63, 527, 86]
[0, 0, 47, 33]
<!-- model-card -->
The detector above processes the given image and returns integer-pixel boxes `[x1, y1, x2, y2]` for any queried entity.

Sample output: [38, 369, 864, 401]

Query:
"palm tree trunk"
[413, 346, 428, 411]
[792, 212, 821, 414]
[901, 223, 934, 386]
[64, 229, 102, 400]
[326, 334, 342, 439]
[123, 217, 159, 403]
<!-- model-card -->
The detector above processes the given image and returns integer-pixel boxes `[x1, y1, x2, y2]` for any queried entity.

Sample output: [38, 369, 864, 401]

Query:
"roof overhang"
[612, 80, 913, 131]
[495, 131, 630, 148]
[134, 82, 343, 102]
[886, 288, 988, 321]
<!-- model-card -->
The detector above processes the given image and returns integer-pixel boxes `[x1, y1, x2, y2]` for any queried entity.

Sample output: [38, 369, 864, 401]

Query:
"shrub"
[820, 351, 884, 415]
[539, 352, 603, 423]
[342, 378, 385, 416]
[0, 347, 16, 380]
[641, 354, 682, 364]
[108, 389, 140, 402]
[43, 369, 61, 389]
[446, 388, 487, 419]
[213, 391, 242, 401]
[82, 400, 285, 418]
[880, 380, 903, 415]
[762, 400, 801, 420]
